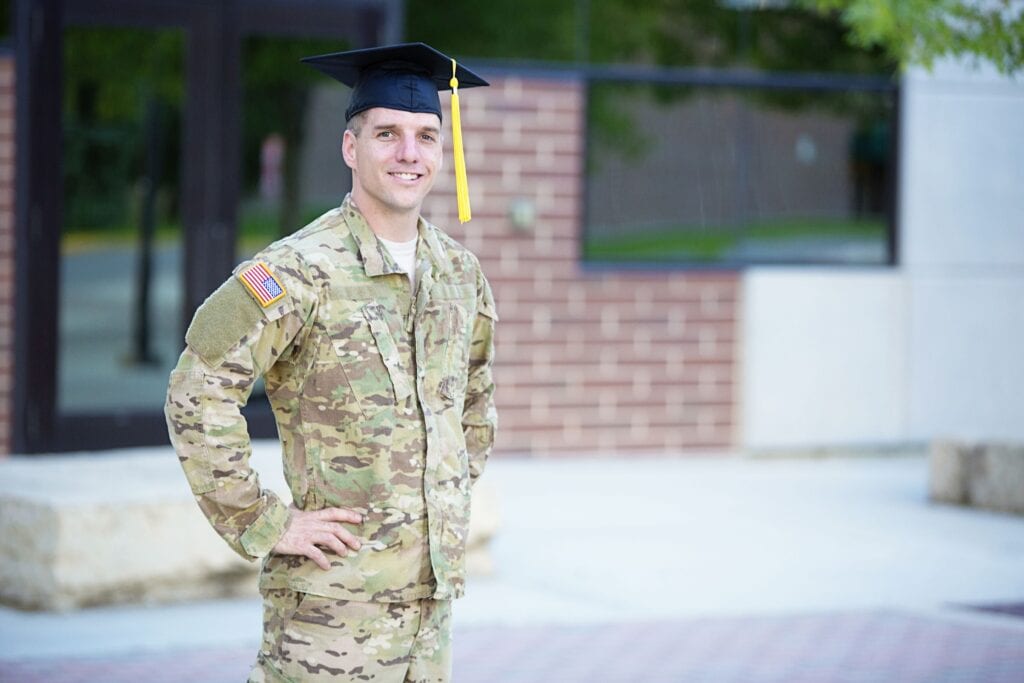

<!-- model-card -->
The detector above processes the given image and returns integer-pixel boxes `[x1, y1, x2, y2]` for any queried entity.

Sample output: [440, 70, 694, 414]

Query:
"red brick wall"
[425, 75, 739, 455]
[0, 54, 13, 457]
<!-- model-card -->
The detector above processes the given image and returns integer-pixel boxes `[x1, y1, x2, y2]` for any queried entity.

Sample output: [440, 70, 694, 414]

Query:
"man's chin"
[387, 189, 433, 213]
[374, 199, 423, 217]
[354, 185, 432, 216]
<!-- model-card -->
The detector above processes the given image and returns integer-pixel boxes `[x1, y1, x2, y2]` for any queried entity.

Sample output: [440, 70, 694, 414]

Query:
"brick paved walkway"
[2, 609, 1022, 683]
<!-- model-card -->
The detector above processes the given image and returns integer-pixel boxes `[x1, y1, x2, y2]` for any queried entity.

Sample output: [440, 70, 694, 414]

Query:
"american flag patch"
[237, 262, 286, 307]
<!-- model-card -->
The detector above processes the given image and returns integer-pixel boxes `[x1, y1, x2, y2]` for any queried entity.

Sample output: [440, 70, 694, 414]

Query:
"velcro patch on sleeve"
[185, 278, 265, 367]
[237, 261, 286, 307]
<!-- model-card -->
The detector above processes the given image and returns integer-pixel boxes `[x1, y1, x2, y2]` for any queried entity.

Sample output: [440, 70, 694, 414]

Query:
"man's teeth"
[392, 172, 419, 180]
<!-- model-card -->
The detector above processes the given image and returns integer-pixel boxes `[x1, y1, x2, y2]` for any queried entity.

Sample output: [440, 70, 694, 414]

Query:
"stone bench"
[929, 440, 1024, 515]
[0, 444, 498, 611]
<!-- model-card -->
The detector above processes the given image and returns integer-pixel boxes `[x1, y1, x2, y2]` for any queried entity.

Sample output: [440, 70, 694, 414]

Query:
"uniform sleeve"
[463, 267, 498, 487]
[165, 254, 317, 560]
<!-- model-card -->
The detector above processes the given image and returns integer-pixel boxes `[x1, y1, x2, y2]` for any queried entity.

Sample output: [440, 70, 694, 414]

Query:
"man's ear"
[342, 129, 357, 170]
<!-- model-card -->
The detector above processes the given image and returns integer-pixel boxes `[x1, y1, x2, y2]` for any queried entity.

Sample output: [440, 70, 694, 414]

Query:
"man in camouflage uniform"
[165, 44, 497, 682]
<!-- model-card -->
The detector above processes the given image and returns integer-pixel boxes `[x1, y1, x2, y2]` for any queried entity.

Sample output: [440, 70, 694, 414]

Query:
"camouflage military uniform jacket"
[165, 195, 497, 602]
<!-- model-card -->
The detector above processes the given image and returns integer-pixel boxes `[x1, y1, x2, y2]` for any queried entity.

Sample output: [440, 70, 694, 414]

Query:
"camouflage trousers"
[249, 588, 452, 683]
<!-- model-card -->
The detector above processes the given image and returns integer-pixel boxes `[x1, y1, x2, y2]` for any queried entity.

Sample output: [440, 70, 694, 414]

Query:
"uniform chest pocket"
[329, 302, 412, 415]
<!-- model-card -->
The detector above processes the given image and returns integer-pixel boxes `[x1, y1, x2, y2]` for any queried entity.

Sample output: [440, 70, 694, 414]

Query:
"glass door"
[14, 0, 225, 452]
[14, 0, 389, 452]
[58, 24, 186, 415]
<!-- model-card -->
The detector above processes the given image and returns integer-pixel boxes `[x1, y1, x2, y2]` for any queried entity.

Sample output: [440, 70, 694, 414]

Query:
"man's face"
[342, 107, 443, 217]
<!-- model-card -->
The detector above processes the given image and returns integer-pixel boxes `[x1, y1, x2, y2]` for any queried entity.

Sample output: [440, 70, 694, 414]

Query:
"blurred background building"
[0, 0, 1021, 457]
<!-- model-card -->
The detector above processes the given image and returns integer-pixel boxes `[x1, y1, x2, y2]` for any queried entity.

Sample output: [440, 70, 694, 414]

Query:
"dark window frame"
[578, 64, 900, 271]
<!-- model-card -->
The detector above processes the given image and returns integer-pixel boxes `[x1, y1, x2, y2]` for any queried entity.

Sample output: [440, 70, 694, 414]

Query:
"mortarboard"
[302, 42, 488, 223]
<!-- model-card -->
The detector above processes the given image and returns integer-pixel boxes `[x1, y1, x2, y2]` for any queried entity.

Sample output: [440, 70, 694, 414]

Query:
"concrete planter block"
[968, 443, 1024, 515]
[0, 445, 499, 611]
[467, 476, 499, 576]
[0, 453, 257, 611]
[928, 440, 973, 504]
[929, 440, 1024, 515]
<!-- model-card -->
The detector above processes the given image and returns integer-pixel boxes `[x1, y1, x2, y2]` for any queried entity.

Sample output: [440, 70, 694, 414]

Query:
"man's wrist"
[239, 495, 291, 560]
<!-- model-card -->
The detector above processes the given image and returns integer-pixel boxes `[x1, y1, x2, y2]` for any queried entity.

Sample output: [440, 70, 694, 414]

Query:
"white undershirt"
[378, 235, 419, 291]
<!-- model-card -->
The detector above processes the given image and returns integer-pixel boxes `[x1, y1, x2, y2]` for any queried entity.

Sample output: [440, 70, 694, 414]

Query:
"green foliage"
[411, 0, 1022, 74]
[586, 83, 656, 171]
[800, 0, 1024, 73]
[0, 0, 10, 41]
[407, 0, 895, 73]
[63, 27, 184, 232]
[241, 36, 345, 192]
[410, 0, 897, 166]
[61, 27, 342, 235]
[405, 0, 577, 61]
[241, 36, 347, 235]
[589, 0, 895, 73]
[63, 27, 184, 122]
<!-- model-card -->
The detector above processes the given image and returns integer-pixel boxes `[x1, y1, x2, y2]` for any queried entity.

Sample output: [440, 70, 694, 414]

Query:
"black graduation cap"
[301, 42, 489, 122]
[301, 42, 487, 223]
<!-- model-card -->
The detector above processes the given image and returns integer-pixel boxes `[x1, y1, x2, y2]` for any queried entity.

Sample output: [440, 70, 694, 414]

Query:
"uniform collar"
[341, 194, 452, 278]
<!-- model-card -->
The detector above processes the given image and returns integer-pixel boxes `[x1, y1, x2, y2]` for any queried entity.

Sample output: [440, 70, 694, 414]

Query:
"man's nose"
[396, 134, 419, 162]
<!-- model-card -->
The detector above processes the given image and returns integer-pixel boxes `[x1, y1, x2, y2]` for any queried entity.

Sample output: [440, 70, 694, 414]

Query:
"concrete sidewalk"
[2, 454, 1024, 681]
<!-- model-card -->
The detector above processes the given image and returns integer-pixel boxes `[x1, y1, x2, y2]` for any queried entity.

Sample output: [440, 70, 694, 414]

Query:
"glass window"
[237, 35, 352, 402]
[238, 35, 352, 262]
[584, 82, 895, 266]
[58, 26, 185, 413]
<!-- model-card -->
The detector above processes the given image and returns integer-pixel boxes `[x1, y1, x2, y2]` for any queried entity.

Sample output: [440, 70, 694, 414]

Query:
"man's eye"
[421, 134, 437, 142]
[378, 131, 394, 139]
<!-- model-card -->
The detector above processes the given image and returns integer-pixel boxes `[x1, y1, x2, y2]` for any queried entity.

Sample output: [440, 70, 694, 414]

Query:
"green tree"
[241, 36, 344, 236]
[63, 27, 343, 237]
[63, 27, 184, 231]
[407, 0, 893, 73]
[409, 0, 897, 162]
[801, 0, 1024, 74]
[410, 0, 1021, 75]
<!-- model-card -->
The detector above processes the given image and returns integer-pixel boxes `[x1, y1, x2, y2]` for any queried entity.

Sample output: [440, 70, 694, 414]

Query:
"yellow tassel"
[450, 59, 471, 223]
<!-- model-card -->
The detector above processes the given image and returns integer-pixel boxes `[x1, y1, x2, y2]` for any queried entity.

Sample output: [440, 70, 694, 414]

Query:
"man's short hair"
[346, 111, 368, 137]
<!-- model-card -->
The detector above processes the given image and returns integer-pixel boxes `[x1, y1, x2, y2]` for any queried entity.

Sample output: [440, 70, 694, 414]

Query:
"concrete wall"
[901, 60, 1024, 442]
[742, 269, 907, 448]
[742, 60, 1024, 449]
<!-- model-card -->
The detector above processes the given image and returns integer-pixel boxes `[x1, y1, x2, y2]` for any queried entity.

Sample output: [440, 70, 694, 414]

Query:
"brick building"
[427, 75, 738, 454]
[3, 0, 1022, 458]
[0, 48, 739, 457]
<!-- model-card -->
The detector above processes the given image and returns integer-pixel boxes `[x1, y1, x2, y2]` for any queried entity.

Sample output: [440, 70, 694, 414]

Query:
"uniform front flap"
[361, 301, 413, 401]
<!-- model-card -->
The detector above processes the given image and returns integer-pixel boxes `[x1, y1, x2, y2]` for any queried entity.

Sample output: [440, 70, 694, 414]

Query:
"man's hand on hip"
[272, 506, 363, 570]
